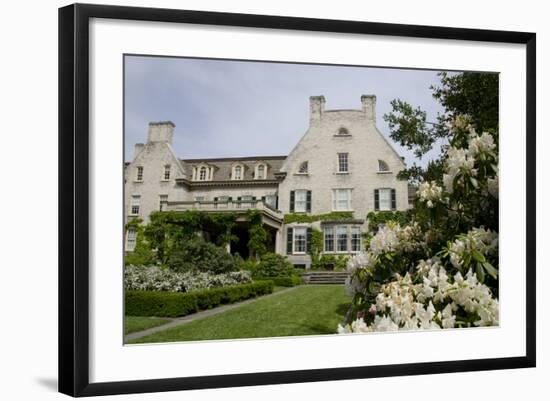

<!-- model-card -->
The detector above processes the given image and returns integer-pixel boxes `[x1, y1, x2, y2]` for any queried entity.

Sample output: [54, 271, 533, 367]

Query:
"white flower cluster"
[338, 259, 499, 334]
[443, 147, 476, 193]
[417, 181, 444, 208]
[124, 265, 252, 292]
[468, 131, 496, 157]
[344, 252, 377, 296]
[448, 227, 498, 269]
[369, 222, 424, 255]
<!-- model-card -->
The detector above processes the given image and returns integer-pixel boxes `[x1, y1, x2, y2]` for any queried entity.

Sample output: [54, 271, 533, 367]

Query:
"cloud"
[124, 55, 446, 166]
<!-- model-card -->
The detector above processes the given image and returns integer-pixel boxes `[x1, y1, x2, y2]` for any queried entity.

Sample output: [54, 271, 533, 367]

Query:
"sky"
[124, 55, 446, 166]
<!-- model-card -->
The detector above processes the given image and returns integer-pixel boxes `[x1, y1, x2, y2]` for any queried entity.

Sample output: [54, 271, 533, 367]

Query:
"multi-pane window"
[126, 228, 137, 251]
[336, 226, 348, 252]
[324, 226, 335, 252]
[337, 153, 349, 173]
[159, 194, 168, 211]
[194, 196, 205, 202]
[294, 189, 308, 212]
[199, 167, 207, 181]
[256, 164, 265, 179]
[298, 161, 308, 174]
[351, 226, 361, 252]
[163, 165, 171, 180]
[130, 195, 140, 215]
[136, 166, 144, 181]
[379, 188, 392, 211]
[294, 227, 307, 253]
[332, 189, 352, 211]
[234, 165, 242, 180]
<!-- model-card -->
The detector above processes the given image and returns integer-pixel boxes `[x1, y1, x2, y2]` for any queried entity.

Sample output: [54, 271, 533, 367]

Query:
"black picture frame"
[59, 3, 536, 397]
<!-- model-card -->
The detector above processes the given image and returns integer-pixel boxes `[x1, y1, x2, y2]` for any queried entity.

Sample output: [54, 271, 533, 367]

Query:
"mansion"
[124, 95, 412, 268]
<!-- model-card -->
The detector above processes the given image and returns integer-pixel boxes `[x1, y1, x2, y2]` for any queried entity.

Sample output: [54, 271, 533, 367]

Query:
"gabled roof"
[180, 155, 286, 182]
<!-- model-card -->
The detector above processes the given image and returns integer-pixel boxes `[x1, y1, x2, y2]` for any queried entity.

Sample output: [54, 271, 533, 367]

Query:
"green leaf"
[476, 263, 486, 283]
[385, 253, 393, 261]
[470, 176, 479, 188]
[471, 250, 486, 263]
[368, 281, 377, 294]
[483, 262, 498, 279]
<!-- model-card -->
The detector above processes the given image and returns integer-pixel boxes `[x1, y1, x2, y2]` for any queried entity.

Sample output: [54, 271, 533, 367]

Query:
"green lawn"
[124, 316, 171, 335]
[127, 285, 350, 343]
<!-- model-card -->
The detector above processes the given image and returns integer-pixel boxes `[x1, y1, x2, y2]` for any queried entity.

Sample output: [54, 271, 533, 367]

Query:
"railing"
[166, 199, 283, 220]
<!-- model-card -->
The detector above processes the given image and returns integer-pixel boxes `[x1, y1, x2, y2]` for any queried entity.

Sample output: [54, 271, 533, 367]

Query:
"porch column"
[274, 229, 282, 255]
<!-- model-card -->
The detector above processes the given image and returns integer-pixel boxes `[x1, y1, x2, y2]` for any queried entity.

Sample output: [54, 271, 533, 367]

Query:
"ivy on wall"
[246, 210, 268, 260]
[283, 211, 355, 224]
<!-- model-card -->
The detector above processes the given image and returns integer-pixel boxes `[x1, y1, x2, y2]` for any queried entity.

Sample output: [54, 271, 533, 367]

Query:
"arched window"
[199, 166, 207, 180]
[298, 161, 308, 174]
[337, 127, 350, 136]
[232, 164, 243, 180]
[257, 164, 265, 179]
[378, 160, 390, 172]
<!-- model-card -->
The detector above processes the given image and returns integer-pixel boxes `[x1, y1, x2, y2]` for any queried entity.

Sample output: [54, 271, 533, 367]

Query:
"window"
[256, 164, 266, 179]
[294, 227, 307, 253]
[324, 226, 335, 252]
[378, 160, 390, 172]
[159, 194, 168, 211]
[136, 166, 143, 181]
[382, 188, 394, 210]
[332, 189, 352, 211]
[351, 226, 361, 252]
[233, 165, 243, 180]
[298, 161, 308, 174]
[264, 195, 277, 209]
[126, 228, 137, 251]
[337, 127, 350, 136]
[130, 195, 140, 215]
[163, 165, 171, 180]
[294, 190, 308, 212]
[194, 196, 205, 202]
[336, 226, 348, 252]
[199, 167, 207, 181]
[337, 153, 349, 173]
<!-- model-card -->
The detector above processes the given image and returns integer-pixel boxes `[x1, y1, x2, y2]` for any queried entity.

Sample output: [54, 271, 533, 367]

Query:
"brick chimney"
[147, 121, 175, 144]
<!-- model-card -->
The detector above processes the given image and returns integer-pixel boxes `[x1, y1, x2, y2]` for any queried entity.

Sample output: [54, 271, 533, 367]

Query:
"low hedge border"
[126, 281, 274, 318]
[254, 275, 302, 287]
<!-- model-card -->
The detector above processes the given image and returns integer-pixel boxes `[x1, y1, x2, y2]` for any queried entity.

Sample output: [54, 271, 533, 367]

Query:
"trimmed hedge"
[255, 275, 302, 287]
[126, 281, 274, 317]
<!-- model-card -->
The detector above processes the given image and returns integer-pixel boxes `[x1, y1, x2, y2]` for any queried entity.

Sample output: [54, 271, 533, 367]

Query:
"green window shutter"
[275, 196, 279, 209]
[261, 196, 266, 203]
[306, 190, 312, 213]
[252, 196, 257, 201]
[228, 197, 233, 201]
[286, 228, 293, 254]
[290, 191, 295, 212]
[306, 227, 312, 254]
[374, 189, 379, 211]
[391, 189, 396, 210]
[214, 197, 219, 202]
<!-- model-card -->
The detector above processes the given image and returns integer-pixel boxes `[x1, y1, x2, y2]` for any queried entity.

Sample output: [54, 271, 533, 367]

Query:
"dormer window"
[232, 163, 245, 180]
[378, 160, 390, 172]
[255, 163, 267, 180]
[199, 167, 207, 181]
[336, 127, 350, 136]
[298, 161, 308, 174]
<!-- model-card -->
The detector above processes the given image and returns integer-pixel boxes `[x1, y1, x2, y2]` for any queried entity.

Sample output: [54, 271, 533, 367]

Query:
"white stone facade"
[124, 96, 411, 268]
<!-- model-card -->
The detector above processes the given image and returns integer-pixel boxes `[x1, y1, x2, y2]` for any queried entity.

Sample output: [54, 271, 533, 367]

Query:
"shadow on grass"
[335, 302, 351, 317]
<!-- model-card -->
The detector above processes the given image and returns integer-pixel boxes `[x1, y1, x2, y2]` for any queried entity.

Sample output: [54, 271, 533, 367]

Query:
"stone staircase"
[302, 271, 349, 285]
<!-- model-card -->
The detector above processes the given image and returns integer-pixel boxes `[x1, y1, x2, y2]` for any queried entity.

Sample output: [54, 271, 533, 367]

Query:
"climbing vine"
[283, 211, 354, 224]
[246, 210, 268, 260]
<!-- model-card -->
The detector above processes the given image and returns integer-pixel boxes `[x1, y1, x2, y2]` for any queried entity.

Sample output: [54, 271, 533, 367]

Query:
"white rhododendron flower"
[444, 147, 476, 193]
[468, 132, 496, 157]
[448, 227, 498, 269]
[487, 174, 499, 198]
[338, 259, 499, 334]
[418, 181, 444, 207]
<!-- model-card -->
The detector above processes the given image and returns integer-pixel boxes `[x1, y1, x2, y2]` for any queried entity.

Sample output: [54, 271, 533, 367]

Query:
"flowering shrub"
[124, 265, 252, 293]
[339, 116, 499, 334]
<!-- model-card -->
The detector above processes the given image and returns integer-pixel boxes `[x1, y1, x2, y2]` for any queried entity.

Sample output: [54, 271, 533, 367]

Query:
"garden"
[124, 71, 499, 342]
